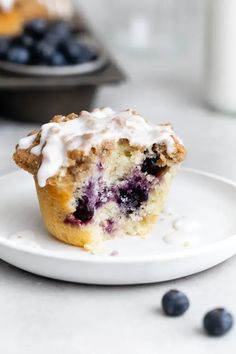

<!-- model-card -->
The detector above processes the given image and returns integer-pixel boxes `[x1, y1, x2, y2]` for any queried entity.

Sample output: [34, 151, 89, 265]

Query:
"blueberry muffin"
[0, 0, 22, 36]
[17, 0, 73, 22]
[13, 108, 186, 250]
[0, 0, 48, 35]
[0, 0, 72, 35]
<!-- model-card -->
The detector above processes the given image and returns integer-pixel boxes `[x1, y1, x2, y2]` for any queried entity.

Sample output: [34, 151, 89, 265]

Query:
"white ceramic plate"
[0, 168, 236, 285]
[0, 37, 108, 76]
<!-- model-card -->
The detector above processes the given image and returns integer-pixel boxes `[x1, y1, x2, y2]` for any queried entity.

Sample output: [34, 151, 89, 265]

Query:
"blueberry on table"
[24, 19, 48, 39]
[0, 37, 10, 59]
[203, 308, 233, 336]
[6, 46, 30, 65]
[162, 290, 190, 317]
[141, 157, 163, 176]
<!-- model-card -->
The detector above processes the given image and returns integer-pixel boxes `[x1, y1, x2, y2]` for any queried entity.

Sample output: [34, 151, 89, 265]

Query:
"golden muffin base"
[35, 178, 101, 249]
[0, 12, 22, 35]
[34, 167, 175, 250]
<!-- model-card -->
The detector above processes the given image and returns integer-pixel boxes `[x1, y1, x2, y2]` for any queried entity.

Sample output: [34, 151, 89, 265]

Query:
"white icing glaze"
[8, 230, 41, 249]
[163, 230, 199, 247]
[172, 216, 200, 232]
[17, 107, 179, 187]
[163, 216, 200, 247]
[18, 133, 38, 149]
[0, 0, 15, 12]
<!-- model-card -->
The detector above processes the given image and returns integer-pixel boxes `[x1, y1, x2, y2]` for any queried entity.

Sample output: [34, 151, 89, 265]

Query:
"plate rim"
[0, 167, 236, 264]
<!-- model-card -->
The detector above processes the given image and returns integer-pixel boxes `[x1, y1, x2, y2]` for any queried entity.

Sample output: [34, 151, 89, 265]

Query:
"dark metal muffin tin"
[0, 15, 125, 122]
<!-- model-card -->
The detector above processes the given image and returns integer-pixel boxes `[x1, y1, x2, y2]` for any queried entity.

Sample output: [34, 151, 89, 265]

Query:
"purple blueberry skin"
[32, 40, 55, 64]
[59, 40, 83, 64]
[141, 156, 164, 176]
[0, 37, 10, 59]
[6, 46, 31, 65]
[0, 19, 98, 67]
[102, 219, 115, 234]
[76, 44, 98, 63]
[47, 21, 72, 40]
[97, 162, 104, 172]
[73, 196, 94, 222]
[162, 290, 190, 317]
[24, 19, 48, 39]
[65, 156, 164, 225]
[117, 172, 150, 215]
[118, 185, 148, 215]
[48, 52, 67, 66]
[10, 34, 35, 49]
[64, 215, 81, 226]
[203, 308, 233, 336]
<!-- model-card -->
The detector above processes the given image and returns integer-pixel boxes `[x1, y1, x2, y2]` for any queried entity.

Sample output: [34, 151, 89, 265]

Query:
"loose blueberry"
[141, 157, 164, 176]
[118, 185, 148, 214]
[162, 290, 190, 317]
[203, 308, 233, 336]
[0, 37, 10, 59]
[73, 197, 94, 222]
[24, 19, 48, 39]
[6, 46, 30, 64]
[32, 40, 55, 64]
[48, 51, 67, 66]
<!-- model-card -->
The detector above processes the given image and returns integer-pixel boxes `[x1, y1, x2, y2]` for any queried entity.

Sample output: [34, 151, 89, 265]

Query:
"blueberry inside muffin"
[13, 108, 186, 250]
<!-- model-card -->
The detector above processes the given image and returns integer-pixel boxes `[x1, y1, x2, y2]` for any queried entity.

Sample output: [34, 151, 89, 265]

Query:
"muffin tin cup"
[0, 14, 125, 122]
[0, 60, 125, 122]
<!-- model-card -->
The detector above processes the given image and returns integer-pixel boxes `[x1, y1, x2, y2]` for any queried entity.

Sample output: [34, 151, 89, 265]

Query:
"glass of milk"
[205, 0, 236, 113]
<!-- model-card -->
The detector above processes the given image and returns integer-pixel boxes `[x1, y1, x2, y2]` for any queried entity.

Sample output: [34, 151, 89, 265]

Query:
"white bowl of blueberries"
[0, 19, 108, 76]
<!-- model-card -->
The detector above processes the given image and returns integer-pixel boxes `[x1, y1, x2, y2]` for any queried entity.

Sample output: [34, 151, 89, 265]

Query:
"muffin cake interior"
[13, 108, 186, 250]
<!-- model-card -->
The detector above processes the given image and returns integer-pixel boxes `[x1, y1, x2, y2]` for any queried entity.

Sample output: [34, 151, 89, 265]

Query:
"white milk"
[205, 0, 236, 113]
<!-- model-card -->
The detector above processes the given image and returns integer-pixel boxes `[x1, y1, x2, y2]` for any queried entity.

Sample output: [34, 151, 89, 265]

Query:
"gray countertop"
[1, 1, 236, 352]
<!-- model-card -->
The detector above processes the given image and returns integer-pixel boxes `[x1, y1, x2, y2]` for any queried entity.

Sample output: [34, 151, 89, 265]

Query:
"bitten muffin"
[13, 108, 186, 250]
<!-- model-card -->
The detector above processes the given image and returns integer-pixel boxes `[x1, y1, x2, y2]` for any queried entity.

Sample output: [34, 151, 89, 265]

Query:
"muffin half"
[13, 108, 186, 250]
